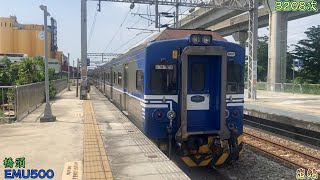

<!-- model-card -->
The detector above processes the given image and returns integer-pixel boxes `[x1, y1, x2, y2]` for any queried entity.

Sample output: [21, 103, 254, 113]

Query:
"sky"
[0, 0, 319, 66]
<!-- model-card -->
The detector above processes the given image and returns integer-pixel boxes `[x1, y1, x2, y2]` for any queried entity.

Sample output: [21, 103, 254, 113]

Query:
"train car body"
[90, 29, 245, 167]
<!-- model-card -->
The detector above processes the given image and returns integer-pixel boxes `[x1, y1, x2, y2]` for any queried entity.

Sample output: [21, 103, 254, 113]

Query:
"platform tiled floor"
[89, 87, 190, 180]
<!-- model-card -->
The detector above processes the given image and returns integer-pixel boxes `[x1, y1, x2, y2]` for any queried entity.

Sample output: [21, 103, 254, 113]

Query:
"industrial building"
[0, 16, 65, 73]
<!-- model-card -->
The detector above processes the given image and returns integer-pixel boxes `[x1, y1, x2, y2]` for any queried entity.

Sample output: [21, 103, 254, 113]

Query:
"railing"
[16, 82, 45, 121]
[54, 79, 68, 92]
[244, 82, 320, 95]
[0, 79, 67, 123]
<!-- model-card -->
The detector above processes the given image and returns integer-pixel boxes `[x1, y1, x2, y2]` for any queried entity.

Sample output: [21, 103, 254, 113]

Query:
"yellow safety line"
[83, 100, 113, 180]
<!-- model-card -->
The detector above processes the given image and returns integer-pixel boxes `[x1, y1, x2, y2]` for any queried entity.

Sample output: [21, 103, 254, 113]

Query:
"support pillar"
[81, 0, 88, 100]
[232, 31, 248, 49]
[267, 0, 288, 91]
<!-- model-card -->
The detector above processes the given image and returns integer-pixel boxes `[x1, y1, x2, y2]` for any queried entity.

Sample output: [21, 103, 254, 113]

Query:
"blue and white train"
[90, 29, 245, 167]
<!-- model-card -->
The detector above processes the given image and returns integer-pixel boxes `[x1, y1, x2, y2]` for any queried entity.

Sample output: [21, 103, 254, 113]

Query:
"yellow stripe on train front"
[215, 152, 229, 165]
[199, 157, 213, 166]
[237, 134, 244, 145]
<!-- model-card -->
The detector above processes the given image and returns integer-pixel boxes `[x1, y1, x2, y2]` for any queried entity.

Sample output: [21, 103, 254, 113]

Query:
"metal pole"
[76, 59, 79, 97]
[175, 0, 179, 28]
[293, 59, 295, 94]
[73, 60, 75, 85]
[40, 5, 56, 122]
[292, 59, 295, 83]
[247, 0, 258, 99]
[155, 0, 159, 28]
[80, 0, 88, 100]
[67, 53, 71, 91]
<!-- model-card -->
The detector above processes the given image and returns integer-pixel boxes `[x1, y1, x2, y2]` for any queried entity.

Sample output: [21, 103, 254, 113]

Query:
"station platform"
[244, 90, 320, 133]
[89, 87, 189, 180]
[0, 86, 189, 180]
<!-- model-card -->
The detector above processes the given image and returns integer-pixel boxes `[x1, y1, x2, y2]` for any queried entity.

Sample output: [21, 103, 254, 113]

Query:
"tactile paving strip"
[83, 100, 113, 180]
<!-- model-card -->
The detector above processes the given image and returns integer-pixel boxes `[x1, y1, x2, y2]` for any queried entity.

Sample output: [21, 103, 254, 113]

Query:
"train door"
[103, 72, 106, 94]
[123, 64, 128, 112]
[187, 56, 221, 131]
[178, 46, 229, 141]
[110, 67, 113, 100]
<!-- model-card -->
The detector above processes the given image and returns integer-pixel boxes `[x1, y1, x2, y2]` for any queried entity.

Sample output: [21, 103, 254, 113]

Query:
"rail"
[243, 127, 320, 171]
[0, 79, 67, 123]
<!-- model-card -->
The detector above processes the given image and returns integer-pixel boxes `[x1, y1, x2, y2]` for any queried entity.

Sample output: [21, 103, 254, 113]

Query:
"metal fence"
[0, 79, 67, 123]
[244, 82, 320, 95]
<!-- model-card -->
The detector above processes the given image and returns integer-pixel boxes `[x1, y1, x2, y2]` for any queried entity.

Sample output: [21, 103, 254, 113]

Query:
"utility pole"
[73, 60, 75, 85]
[40, 5, 56, 122]
[76, 59, 79, 97]
[175, 0, 179, 28]
[155, 0, 159, 29]
[67, 53, 71, 91]
[80, 0, 88, 100]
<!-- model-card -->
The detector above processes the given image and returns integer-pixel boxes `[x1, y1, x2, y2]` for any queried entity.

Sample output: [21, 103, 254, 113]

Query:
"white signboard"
[227, 52, 236, 57]
[38, 31, 45, 40]
[155, 65, 174, 70]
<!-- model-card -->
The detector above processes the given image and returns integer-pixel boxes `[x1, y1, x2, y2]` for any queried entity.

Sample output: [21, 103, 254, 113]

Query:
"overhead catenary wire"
[114, 6, 180, 53]
[113, 20, 156, 53]
[88, 5, 99, 50]
[103, 9, 132, 53]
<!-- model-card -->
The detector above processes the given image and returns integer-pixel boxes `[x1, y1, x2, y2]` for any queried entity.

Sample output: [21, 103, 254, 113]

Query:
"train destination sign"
[155, 65, 174, 70]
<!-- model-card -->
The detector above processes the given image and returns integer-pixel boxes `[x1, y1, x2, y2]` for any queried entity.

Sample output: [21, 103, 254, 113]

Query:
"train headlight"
[190, 35, 200, 44]
[202, 35, 212, 45]
[152, 109, 166, 120]
[167, 110, 176, 120]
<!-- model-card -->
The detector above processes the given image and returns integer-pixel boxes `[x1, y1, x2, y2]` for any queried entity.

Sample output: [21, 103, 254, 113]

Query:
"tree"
[15, 58, 39, 85]
[257, 35, 269, 82]
[286, 52, 295, 82]
[0, 57, 13, 85]
[245, 35, 269, 82]
[291, 25, 320, 84]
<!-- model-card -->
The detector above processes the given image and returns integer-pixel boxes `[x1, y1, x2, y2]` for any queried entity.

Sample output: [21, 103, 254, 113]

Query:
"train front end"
[144, 32, 245, 167]
[176, 34, 244, 167]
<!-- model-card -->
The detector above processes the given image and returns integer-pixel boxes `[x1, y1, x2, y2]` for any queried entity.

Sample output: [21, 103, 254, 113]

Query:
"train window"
[136, 70, 144, 93]
[227, 61, 243, 94]
[151, 64, 177, 95]
[107, 73, 110, 82]
[118, 72, 122, 86]
[113, 72, 117, 84]
[191, 63, 205, 91]
[106, 73, 108, 82]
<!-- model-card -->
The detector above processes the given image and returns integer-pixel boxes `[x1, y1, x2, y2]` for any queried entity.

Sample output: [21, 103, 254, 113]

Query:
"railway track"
[243, 116, 320, 147]
[243, 128, 320, 172]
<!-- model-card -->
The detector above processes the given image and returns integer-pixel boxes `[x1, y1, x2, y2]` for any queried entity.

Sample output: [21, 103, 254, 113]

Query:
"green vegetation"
[245, 35, 269, 82]
[0, 56, 61, 99]
[290, 25, 320, 84]
[249, 25, 320, 94]
[257, 35, 269, 82]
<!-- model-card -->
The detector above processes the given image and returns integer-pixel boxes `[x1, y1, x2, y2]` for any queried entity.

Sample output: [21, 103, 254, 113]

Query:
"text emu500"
[90, 29, 245, 167]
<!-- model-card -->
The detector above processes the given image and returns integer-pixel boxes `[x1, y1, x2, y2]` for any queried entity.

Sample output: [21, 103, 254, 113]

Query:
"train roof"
[108, 28, 227, 64]
[143, 28, 226, 43]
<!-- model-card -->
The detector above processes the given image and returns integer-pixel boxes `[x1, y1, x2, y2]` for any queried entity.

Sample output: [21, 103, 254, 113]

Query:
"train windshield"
[227, 61, 243, 94]
[151, 64, 177, 95]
